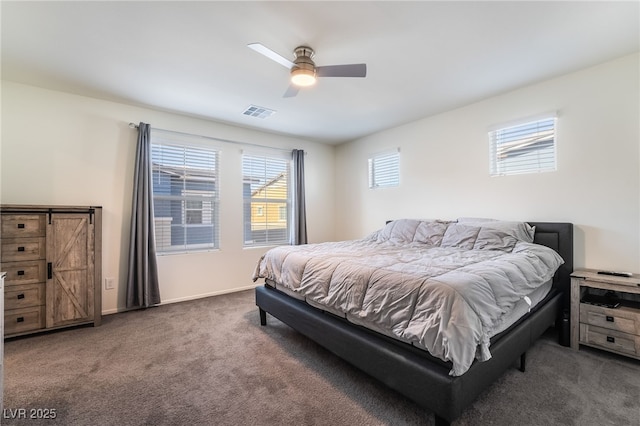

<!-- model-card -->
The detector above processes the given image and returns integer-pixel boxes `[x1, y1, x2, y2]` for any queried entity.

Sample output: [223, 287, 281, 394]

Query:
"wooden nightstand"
[570, 269, 640, 359]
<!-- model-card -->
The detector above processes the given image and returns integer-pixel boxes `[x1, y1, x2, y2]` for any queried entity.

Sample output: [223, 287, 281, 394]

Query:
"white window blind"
[151, 141, 219, 253]
[489, 116, 557, 176]
[368, 149, 400, 189]
[242, 152, 291, 247]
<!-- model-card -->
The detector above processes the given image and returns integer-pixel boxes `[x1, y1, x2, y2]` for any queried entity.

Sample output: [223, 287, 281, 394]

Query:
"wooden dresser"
[0, 205, 102, 337]
[1, 271, 5, 414]
[570, 269, 640, 360]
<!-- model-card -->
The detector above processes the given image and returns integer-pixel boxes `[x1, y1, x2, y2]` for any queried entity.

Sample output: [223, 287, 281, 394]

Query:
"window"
[242, 152, 291, 246]
[368, 149, 400, 189]
[488, 115, 557, 176]
[151, 141, 219, 253]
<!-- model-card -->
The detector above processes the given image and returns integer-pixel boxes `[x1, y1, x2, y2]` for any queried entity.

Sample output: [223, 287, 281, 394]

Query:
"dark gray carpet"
[3, 289, 639, 425]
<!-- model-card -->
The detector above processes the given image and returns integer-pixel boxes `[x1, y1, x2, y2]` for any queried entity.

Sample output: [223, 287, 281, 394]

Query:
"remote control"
[597, 271, 633, 278]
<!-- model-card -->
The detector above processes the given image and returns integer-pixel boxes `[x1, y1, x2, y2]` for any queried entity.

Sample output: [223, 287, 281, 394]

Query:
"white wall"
[336, 54, 640, 272]
[0, 82, 336, 314]
[2, 53, 638, 315]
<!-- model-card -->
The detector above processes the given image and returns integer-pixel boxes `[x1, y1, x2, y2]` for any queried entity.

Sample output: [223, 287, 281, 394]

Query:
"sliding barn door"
[46, 213, 95, 328]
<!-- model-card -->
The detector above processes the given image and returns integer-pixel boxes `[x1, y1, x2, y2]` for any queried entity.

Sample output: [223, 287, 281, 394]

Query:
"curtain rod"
[128, 122, 296, 153]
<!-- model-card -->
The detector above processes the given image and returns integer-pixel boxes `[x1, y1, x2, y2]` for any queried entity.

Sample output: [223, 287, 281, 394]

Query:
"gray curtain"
[292, 149, 307, 245]
[126, 122, 161, 308]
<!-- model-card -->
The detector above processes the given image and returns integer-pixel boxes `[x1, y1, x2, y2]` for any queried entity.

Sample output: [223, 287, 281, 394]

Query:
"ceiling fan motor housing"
[293, 46, 316, 73]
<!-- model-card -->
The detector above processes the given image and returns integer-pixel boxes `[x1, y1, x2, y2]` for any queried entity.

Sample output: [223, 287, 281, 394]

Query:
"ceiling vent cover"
[242, 105, 276, 119]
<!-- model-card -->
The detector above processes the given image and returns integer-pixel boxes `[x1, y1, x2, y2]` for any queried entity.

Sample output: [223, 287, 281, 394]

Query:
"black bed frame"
[255, 222, 573, 425]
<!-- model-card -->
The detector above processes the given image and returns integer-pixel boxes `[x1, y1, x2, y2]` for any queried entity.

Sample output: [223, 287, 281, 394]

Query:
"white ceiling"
[2, 1, 638, 144]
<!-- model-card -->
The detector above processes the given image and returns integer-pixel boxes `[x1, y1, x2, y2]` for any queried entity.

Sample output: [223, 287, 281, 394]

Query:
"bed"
[254, 219, 573, 425]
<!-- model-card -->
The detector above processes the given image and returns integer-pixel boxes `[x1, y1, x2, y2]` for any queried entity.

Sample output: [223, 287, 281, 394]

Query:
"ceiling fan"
[248, 43, 367, 97]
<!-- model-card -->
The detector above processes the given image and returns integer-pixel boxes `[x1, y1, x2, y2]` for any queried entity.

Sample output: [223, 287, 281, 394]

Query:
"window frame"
[242, 151, 292, 248]
[150, 136, 220, 254]
[368, 148, 400, 189]
[488, 114, 557, 177]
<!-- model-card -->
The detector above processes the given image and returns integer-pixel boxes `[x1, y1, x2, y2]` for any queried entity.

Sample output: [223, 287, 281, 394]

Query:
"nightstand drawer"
[580, 324, 639, 357]
[1, 214, 46, 238]
[0, 260, 46, 285]
[5, 283, 45, 310]
[5, 305, 45, 335]
[580, 304, 640, 335]
[0, 237, 46, 262]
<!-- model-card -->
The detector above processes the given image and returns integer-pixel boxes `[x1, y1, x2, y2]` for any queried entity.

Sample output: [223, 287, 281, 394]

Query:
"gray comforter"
[253, 219, 564, 376]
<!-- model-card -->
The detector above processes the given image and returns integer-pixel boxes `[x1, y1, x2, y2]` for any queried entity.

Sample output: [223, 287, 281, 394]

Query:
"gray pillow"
[456, 218, 535, 243]
[473, 228, 518, 252]
[440, 224, 481, 249]
[377, 219, 423, 243]
[414, 220, 451, 245]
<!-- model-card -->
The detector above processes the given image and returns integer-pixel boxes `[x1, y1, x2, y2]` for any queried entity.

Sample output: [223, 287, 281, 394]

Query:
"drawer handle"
[17, 270, 25, 276]
[606, 316, 614, 322]
[607, 336, 615, 343]
[17, 293, 25, 300]
[17, 223, 25, 229]
[48, 263, 52, 280]
[16, 317, 24, 323]
[17, 246, 25, 252]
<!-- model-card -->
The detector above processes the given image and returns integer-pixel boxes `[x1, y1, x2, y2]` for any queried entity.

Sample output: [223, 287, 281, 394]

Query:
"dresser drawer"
[580, 324, 640, 357]
[5, 283, 45, 310]
[1, 214, 46, 238]
[1, 237, 46, 262]
[580, 303, 640, 335]
[1, 260, 46, 285]
[5, 305, 45, 335]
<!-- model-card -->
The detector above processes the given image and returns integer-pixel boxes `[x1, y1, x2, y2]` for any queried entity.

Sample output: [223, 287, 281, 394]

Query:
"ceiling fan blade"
[283, 84, 299, 98]
[316, 63, 367, 78]
[247, 43, 295, 69]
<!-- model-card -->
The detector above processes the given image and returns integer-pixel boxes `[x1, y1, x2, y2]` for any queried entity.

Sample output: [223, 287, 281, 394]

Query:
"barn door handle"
[47, 263, 52, 279]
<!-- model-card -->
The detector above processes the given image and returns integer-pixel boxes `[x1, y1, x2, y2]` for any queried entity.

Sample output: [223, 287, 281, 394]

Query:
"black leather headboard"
[528, 222, 574, 306]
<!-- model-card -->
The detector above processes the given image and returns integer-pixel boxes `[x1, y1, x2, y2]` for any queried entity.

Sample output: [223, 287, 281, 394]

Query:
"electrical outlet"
[105, 277, 115, 290]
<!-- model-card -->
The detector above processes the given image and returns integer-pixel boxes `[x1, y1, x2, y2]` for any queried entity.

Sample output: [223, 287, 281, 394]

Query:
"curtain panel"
[126, 122, 161, 308]
[292, 149, 307, 245]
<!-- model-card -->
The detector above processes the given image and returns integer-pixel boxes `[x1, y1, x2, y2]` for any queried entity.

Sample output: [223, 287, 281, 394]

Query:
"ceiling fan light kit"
[291, 68, 316, 86]
[248, 42, 366, 96]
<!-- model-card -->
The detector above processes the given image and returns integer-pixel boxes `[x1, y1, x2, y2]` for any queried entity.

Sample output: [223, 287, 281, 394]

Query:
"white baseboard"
[101, 283, 261, 315]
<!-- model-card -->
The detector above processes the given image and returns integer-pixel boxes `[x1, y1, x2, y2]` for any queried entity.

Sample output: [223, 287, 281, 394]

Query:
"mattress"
[266, 278, 552, 351]
[490, 279, 552, 337]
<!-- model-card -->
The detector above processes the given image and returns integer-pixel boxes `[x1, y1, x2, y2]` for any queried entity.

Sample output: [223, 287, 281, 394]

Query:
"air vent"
[242, 105, 276, 119]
